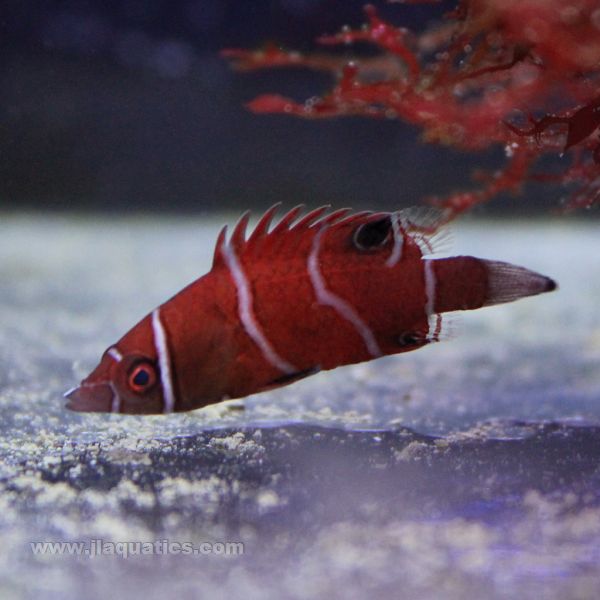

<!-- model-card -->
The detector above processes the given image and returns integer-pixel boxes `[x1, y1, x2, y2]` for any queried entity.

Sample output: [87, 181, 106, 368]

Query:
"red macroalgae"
[224, 0, 600, 218]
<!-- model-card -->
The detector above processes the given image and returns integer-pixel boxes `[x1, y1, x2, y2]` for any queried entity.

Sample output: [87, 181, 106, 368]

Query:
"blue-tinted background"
[0, 0, 560, 213]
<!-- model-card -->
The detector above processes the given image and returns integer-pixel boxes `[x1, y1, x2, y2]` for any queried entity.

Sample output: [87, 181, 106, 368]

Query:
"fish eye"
[127, 361, 157, 394]
[353, 217, 392, 251]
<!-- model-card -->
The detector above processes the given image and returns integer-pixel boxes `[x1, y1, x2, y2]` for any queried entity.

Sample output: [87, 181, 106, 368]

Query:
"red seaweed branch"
[224, 0, 600, 218]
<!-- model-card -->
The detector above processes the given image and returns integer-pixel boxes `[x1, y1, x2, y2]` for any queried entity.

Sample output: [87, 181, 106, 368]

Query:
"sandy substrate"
[0, 213, 598, 599]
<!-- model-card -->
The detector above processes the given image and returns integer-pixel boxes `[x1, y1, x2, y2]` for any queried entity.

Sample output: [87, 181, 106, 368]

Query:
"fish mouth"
[64, 382, 119, 413]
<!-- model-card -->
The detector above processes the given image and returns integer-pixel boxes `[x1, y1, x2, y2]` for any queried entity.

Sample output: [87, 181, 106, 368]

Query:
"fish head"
[65, 349, 165, 414]
[65, 315, 167, 415]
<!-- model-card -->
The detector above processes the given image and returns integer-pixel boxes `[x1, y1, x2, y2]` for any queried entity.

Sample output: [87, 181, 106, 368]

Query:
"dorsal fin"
[335, 210, 376, 227]
[397, 206, 452, 255]
[256, 205, 332, 259]
[211, 224, 228, 270]
[211, 205, 449, 272]
[212, 205, 356, 269]
[292, 205, 330, 229]
[270, 204, 304, 235]
[244, 205, 308, 257]
[248, 203, 281, 244]
[319, 207, 353, 226]
[230, 210, 251, 253]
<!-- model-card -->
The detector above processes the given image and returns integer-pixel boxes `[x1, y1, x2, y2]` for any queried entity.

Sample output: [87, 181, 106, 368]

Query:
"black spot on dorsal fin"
[353, 216, 392, 251]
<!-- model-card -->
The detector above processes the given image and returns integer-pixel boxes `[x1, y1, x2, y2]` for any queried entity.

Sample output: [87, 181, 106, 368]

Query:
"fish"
[65, 205, 557, 415]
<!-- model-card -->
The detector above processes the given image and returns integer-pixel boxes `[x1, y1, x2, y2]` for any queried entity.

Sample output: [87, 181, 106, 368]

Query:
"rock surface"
[0, 214, 599, 599]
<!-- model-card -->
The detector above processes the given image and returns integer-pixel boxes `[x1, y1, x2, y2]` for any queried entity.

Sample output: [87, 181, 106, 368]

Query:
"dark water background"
[0, 0, 570, 214]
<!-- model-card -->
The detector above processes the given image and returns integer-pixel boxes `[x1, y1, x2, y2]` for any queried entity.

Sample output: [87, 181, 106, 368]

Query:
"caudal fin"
[481, 260, 557, 307]
[430, 256, 557, 314]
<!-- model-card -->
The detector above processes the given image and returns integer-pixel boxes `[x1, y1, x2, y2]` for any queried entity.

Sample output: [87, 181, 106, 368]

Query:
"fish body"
[66, 206, 556, 414]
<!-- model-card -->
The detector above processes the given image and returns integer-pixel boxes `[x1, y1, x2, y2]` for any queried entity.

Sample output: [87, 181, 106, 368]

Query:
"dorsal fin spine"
[248, 203, 281, 244]
[317, 208, 352, 227]
[212, 225, 228, 270]
[292, 205, 330, 229]
[230, 211, 251, 251]
[271, 205, 304, 234]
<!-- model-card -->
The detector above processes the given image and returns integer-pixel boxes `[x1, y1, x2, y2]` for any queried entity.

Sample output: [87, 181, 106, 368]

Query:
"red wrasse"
[65, 206, 556, 414]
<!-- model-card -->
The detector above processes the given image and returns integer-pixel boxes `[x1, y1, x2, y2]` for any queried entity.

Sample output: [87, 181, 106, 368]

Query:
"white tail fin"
[482, 260, 557, 307]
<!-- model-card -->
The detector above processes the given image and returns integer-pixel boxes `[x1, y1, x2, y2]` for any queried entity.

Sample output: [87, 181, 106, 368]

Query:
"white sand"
[0, 214, 598, 599]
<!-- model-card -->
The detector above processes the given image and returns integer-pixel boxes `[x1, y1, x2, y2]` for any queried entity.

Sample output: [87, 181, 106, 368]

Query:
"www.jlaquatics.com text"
[30, 539, 245, 558]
